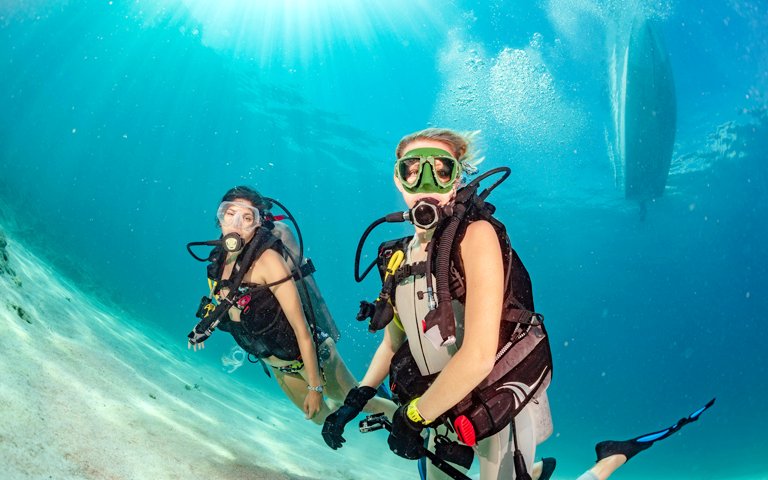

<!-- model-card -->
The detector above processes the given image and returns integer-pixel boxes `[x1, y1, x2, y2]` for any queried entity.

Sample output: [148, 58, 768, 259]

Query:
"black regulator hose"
[186, 239, 223, 262]
[434, 203, 465, 307]
[354, 211, 407, 282]
[422, 199, 466, 344]
[423, 167, 512, 343]
[265, 196, 305, 268]
[476, 167, 511, 201]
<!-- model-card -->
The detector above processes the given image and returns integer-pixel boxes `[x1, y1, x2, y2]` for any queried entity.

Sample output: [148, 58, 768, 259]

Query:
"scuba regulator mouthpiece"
[220, 232, 245, 252]
[408, 198, 446, 230]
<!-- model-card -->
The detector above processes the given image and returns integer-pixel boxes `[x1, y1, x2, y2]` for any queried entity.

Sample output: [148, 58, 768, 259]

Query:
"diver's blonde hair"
[395, 128, 484, 175]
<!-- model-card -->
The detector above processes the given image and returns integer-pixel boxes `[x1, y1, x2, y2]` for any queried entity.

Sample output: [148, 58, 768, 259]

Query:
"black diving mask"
[186, 232, 245, 262]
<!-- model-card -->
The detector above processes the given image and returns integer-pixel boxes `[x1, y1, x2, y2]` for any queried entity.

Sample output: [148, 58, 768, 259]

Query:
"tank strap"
[503, 309, 543, 327]
[293, 258, 316, 280]
[393, 261, 426, 283]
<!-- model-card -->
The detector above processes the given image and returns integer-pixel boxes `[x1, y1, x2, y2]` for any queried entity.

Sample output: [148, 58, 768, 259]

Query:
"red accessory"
[237, 294, 251, 307]
[454, 415, 477, 446]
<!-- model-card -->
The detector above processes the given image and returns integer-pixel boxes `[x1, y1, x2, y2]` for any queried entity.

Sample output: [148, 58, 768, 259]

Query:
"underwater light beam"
[175, 0, 440, 66]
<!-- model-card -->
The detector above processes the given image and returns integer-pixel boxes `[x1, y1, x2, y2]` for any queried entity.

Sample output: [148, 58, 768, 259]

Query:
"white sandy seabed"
[0, 229, 416, 480]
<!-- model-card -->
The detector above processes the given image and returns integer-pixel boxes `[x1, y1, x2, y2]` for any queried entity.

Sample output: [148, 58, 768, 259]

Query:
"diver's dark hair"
[220, 186, 272, 211]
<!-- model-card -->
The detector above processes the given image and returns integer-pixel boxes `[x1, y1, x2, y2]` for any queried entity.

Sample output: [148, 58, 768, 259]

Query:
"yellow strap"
[384, 250, 405, 280]
[207, 278, 221, 305]
[406, 397, 430, 425]
[382, 251, 405, 330]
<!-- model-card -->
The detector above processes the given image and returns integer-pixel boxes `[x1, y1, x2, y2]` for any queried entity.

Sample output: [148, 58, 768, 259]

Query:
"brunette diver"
[186, 186, 395, 424]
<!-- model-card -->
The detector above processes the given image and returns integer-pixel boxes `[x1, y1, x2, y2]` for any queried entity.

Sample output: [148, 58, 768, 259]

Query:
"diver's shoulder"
[248, 247, 289, 281]
[459, 219, 500, 259]
[462, 219, 497, 242]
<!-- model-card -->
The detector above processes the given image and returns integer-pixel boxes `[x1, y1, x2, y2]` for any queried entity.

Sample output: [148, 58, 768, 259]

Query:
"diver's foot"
[595, 439, 651, 463]
[539, 457, 557, 480]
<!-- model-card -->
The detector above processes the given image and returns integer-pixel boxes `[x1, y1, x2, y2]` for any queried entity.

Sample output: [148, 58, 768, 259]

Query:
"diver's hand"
[304, 390, 323, 419]
[187, 326, 212, 349]
[322, 404, 358, 449]
[321, 386, 378, 449]
[388, 404, 426, 460]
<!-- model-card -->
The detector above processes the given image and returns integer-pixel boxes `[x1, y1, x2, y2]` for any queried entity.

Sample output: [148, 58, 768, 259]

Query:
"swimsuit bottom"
[271, 329, 331, 374]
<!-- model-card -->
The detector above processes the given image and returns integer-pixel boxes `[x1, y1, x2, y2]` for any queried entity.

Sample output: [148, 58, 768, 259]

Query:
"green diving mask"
[395, 147, 460, 194]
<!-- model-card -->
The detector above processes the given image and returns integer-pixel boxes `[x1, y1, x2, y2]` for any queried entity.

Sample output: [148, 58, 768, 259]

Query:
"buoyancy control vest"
[359, 172, 553, 447]
[188, 219, 329, 365]
[203, 229, 300, 359]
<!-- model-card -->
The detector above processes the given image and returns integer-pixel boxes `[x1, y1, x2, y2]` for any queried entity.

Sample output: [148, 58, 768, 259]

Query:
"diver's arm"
[254, 249, 324, 415]
[360, 321, 406, 388]
[414, 220, 503, 422]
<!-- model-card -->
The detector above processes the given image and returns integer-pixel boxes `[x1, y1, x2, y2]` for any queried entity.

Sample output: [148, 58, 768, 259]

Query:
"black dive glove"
[322, 386, 377, 449]
[388, 401, 428, 460]
[187, 325, 213, 345]
[188, 298, 230, 345]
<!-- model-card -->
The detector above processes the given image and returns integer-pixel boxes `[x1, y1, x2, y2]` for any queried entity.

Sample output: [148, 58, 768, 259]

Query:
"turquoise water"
[1, 1, 766, 479]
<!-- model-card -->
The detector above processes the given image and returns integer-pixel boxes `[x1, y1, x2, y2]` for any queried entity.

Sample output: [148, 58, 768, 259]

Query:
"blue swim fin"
[596, 398, 715, 462]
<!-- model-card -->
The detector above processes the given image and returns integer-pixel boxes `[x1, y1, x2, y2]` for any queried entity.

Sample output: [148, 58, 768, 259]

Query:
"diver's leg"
[585, 456, 627, 480]
[318, 338, 357, 398]
[575, 472, 600, 480]
[313, 338, 348, 411]
[531, 391, 554, 444]
[531, 461, 542, 479]
[531, 457, 556, 480]
[529, 391, 556, 480]
[321, 338, 396, 418]
[476, 402, 536, 480]
[570, 456, 625, 480]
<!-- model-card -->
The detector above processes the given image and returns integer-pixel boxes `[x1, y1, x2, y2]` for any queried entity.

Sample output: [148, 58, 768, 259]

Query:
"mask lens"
[432, 157, 456, 185]
[216, 201, 261, 232]
[397, 157, 423, 186]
